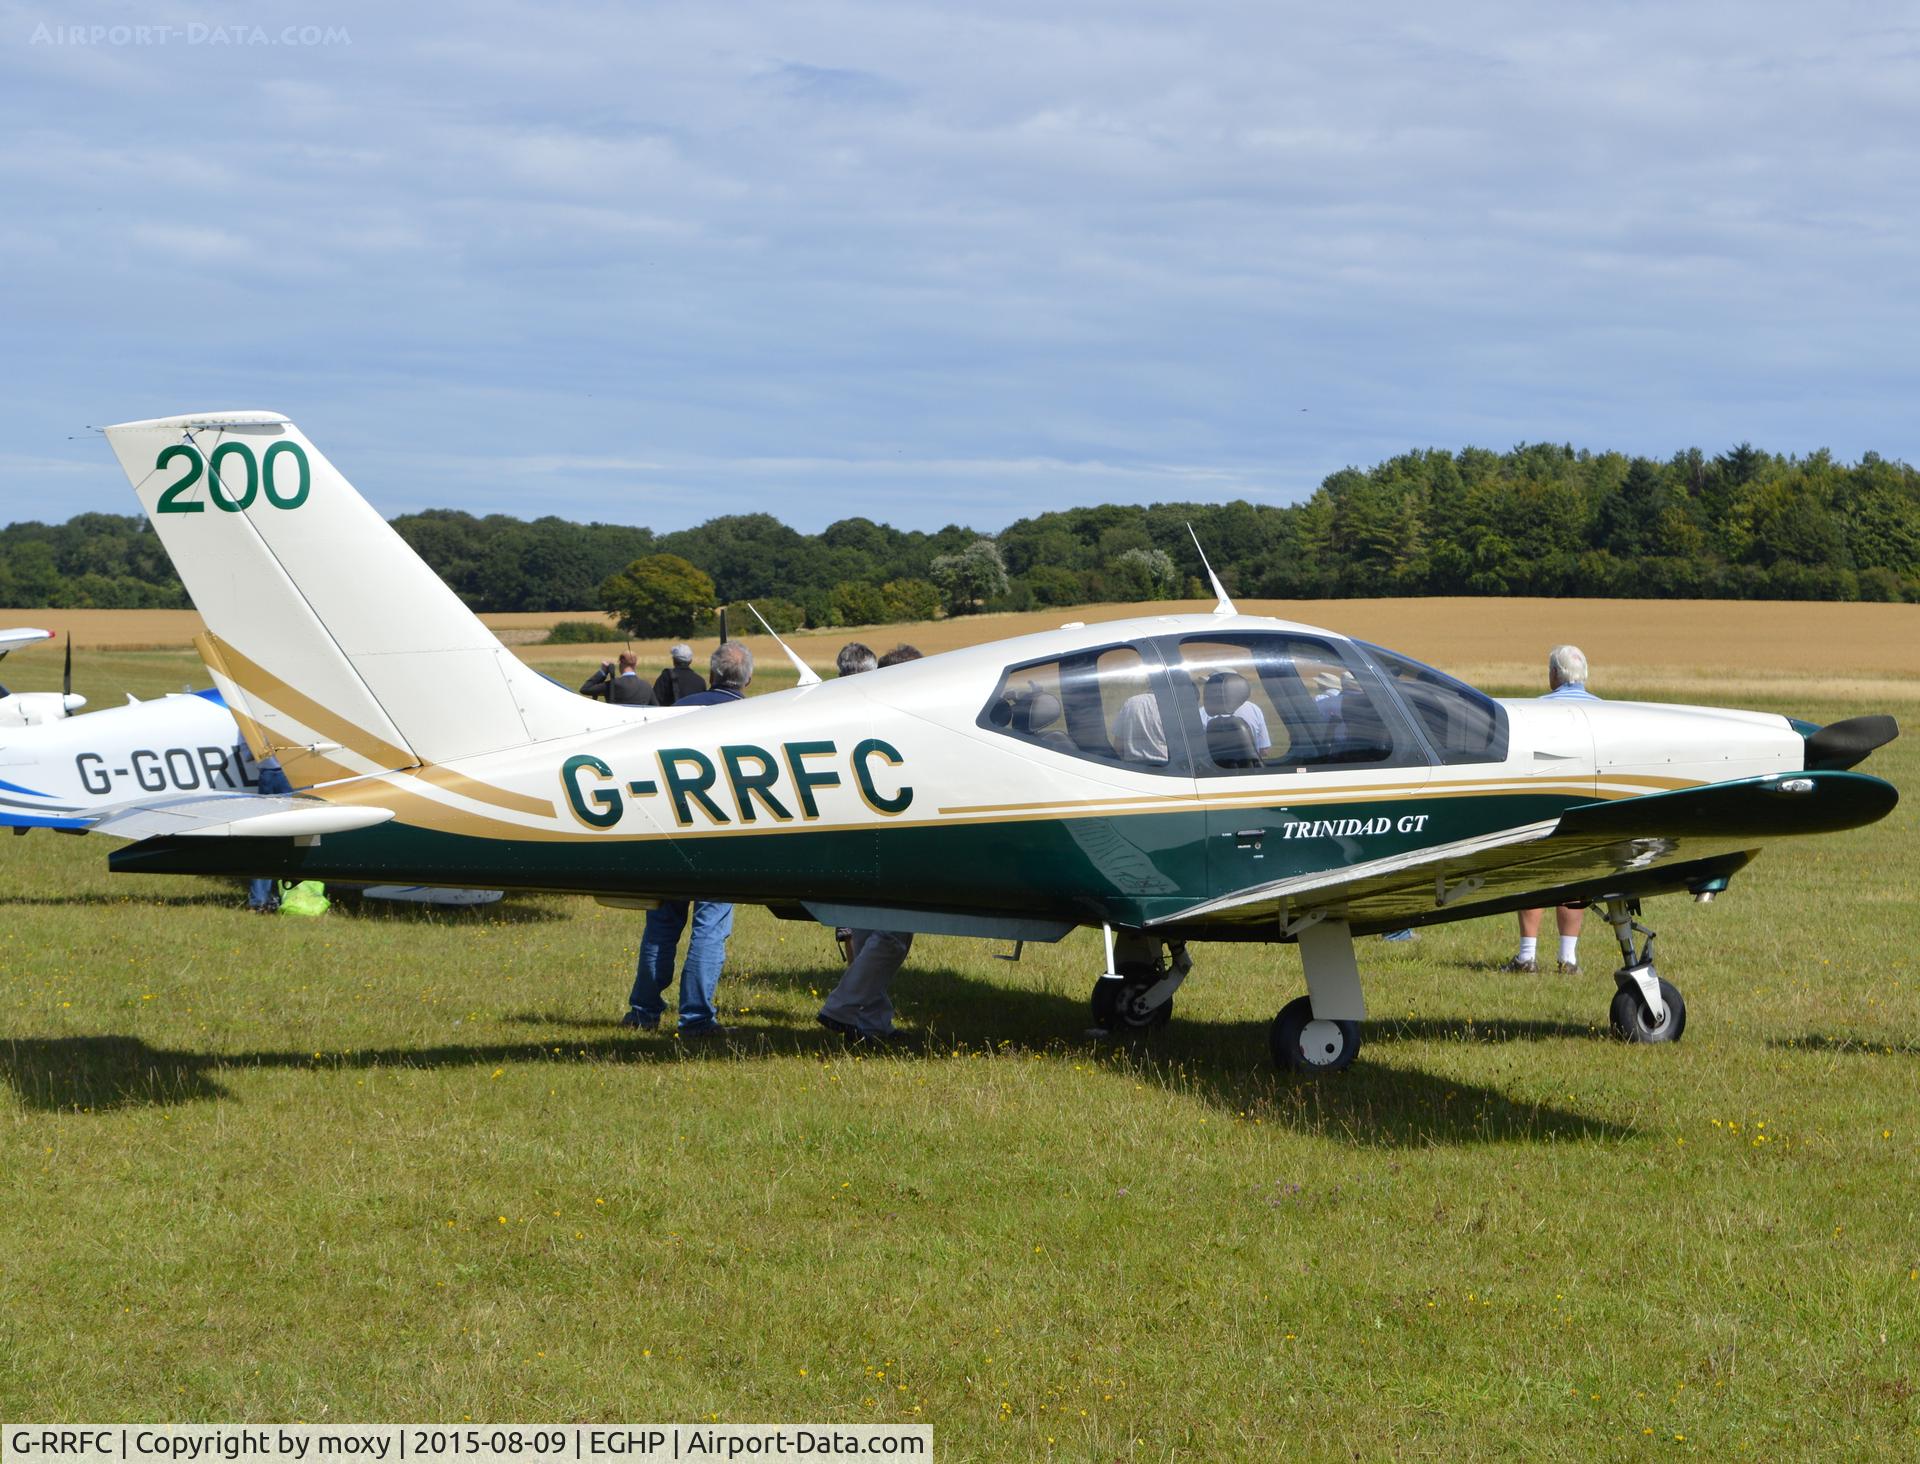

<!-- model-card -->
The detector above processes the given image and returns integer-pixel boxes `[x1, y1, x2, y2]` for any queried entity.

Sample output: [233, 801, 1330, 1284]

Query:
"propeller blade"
[63, 634, 72, 696]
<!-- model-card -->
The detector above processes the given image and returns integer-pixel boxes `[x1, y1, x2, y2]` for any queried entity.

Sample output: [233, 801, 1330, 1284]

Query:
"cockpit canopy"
[980, 631, 1507, 775]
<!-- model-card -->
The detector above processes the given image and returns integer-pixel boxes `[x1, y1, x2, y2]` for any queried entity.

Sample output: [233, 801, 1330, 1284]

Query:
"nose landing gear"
[1603, 897, 1687, 1044]
[1088, 931, 1190, 1033]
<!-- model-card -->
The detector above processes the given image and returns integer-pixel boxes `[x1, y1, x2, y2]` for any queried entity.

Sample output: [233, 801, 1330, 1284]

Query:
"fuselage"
[110, 614, 1814, 932]
[0, 689, 259, 828]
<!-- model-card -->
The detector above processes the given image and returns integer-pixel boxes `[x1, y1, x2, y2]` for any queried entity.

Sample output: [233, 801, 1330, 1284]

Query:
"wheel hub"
[1299, 1018, 1348, 1065]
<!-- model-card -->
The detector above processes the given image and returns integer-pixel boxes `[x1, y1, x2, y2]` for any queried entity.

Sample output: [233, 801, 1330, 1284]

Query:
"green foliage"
[930, 538, 1009, 614]
[542, 620, 617, 645]
[826, 580, 889, 627]
[1108, 546, 1180, 601]
[745, 598, 807, 634]
[879, 577, 942, 623]
[0, 514, 188, 608]
[9, 444, 1920, 614]
[597, 554, 716, 637]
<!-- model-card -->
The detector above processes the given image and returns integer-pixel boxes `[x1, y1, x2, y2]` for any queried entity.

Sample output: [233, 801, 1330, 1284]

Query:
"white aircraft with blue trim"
[90, 411, 1900, 1072]
[0, 628, 87, 728]
[0, 684, 265, 832]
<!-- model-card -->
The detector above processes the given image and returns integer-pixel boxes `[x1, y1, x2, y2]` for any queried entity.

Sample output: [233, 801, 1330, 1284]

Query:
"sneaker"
[817, 1014, 860, 1038]
[1499, 957, 1538, 973]
[618, 1010, 659, 1030]
[1556, 961, 1581, 976]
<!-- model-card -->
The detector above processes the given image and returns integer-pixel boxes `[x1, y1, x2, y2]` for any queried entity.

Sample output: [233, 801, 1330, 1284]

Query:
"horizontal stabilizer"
[89, 793, 395, 841]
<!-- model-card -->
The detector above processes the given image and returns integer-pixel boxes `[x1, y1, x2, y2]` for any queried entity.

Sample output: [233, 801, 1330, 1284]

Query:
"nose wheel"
[1088, 933, 1189, 1034]
[1603, 897, 1687, 1044]
[1270, 996, 1361, 1073]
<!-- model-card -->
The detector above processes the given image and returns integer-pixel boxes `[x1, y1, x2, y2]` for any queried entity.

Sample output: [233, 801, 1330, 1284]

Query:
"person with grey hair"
[836, 641, 877, 678]
[817, 643, 921, 1046]
[652, 642, 706, 707]
[621, 642, 752, 1036]
[1503, 644, 1601, 973]
[1539, 644, 1593, 701]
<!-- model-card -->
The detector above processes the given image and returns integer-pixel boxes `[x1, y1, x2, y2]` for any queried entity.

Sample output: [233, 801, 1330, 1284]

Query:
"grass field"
[1, 608, 1916, 1457]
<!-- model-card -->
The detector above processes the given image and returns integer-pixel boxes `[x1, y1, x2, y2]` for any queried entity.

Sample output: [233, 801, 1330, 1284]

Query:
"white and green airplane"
[97, 412, 1899, 1072]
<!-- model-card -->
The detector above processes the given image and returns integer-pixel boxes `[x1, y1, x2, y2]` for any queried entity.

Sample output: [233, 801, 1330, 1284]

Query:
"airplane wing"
[22, 792, 396, 841]
[1152, 769, 1899, 936]
[0, 627, 53, 658]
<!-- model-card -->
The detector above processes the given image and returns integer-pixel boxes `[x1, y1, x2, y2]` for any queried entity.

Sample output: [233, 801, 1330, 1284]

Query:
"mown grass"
[0, 650, 1915, 1458]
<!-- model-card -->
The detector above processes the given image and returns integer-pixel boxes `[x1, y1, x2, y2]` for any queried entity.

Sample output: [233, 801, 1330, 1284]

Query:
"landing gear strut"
[1270, 918, 1366, 1075]
[1603, 897, 1686, 1044]
[1089, 932, 1189, 1032]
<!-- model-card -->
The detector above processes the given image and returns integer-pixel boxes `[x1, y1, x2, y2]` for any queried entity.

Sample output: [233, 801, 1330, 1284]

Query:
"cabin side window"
[1169, 634, 1406, 775]
[980, 643, 1185, 774]
[1359, 642, 1510, 765]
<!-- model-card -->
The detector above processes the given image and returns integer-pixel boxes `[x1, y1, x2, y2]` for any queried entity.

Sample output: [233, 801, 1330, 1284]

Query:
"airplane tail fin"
[105, 412, 619, 782]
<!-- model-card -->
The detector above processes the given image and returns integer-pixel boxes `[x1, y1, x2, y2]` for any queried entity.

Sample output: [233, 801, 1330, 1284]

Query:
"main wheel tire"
[1610, 978, 1687, 1044]
[1090, 973, 1174, 1031]
[1269, 995, 1361, 1074]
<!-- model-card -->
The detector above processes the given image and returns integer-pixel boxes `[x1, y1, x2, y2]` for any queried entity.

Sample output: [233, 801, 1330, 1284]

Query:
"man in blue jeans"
[621, 642, 752, 1036]
[246, 752, 292, 912]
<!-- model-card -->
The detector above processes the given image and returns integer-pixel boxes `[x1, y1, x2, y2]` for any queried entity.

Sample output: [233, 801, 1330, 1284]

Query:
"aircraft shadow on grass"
[2, 963, 1631, 1145]
[1766, 1032, 1920, 1058]
[0, 890, 240, 910]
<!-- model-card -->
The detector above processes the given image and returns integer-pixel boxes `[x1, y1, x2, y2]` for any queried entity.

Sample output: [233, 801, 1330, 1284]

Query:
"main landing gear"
[1088, 931, 1190, 1032]
[1267, 918, 1367, 1074]
[1602, 897, 1686, 1044]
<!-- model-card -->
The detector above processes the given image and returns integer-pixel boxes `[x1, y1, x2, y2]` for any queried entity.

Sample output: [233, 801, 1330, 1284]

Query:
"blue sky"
[3, 2, 1917, 531]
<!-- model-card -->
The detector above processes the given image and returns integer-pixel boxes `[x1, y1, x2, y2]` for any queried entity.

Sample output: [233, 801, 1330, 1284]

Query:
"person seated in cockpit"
[1110, 691, 1169, 765]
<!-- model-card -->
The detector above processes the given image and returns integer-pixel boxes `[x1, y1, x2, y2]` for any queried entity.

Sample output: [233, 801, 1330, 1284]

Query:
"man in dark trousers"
[580, 651, 656, 705]
[653, 643, 706, 706]
[817, 643, 922, 1046]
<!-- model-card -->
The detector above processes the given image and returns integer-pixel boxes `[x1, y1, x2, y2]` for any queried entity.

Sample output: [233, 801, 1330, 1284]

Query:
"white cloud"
[2, 1, 1918, 530]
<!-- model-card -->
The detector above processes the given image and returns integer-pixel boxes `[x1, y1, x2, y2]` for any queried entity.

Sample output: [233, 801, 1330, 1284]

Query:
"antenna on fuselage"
[1187, 523, 1237, 616]
[745, 603, 822, 687]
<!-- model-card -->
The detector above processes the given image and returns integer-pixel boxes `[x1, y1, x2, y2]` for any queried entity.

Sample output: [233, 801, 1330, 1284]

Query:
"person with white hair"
[1503, 644, 1600, 974]
[1539, 644, 1594, 701]
[652, 642, 707, 706]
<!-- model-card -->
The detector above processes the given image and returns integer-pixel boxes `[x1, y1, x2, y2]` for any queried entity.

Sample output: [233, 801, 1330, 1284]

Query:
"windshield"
[1359, 643, 1509, 765]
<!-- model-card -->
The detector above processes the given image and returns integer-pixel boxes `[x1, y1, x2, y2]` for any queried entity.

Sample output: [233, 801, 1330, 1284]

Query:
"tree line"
[3, 443, 1916, 619]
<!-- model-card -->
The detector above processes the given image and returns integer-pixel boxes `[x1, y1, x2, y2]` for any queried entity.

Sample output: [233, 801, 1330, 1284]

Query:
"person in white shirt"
[1503, 645, 1600, 974]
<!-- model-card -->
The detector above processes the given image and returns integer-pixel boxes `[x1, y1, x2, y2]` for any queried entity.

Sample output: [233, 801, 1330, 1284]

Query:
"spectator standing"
[1503, 645, 1600, 974]
[653, 643, 706, 707]
[622, 642, 751, 1035]
[246, 752, 293, 912]
[580, 651, 656, 705]
[817, 643, 921, 1046]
